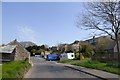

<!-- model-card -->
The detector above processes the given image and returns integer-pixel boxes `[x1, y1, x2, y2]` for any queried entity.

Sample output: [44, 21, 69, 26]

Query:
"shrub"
[83, 57, 91, 61]
[75, 52, 80, 60]
[81, 55, 85, 60]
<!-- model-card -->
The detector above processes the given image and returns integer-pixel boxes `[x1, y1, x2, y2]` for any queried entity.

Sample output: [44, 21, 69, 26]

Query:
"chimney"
[14, 39, 17, 42]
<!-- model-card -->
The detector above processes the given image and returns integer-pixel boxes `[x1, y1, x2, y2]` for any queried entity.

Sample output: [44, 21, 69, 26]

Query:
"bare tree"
[77, 1, 120, 54]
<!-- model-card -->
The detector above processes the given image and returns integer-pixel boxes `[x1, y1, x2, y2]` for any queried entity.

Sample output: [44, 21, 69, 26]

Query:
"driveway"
[25, 57, 101, 79]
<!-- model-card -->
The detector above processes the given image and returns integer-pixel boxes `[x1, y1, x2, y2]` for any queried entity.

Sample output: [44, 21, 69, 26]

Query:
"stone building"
[0, 39, 30, 62]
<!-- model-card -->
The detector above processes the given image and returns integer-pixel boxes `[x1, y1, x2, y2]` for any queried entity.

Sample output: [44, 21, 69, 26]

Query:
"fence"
[92, 52, 120, 62]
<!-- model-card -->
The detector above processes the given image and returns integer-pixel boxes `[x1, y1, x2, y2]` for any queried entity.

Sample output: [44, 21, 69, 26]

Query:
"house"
[105, 41, 120, 53]
[83, 36, 110, 45]
[60, 53, 75, 60]
[41, 51, 50, 58]
[51, 46, 58, 52]
[105, 41, 120, 59]
[64, 44, 72, 52]
[57, 44, 66, 52]
[57, 41, 80, 53]
[71, 40, 80, 52]
[105, 41, 116, 53]
[0, 39, 30, 62]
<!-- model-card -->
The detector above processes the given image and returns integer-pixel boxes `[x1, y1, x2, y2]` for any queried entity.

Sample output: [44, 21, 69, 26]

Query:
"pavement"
[25, 57, 101, 79]
[57, 62, 120, 80]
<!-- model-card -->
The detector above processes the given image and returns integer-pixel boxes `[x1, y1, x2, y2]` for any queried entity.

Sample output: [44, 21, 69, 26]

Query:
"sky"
[2, 2, 96, 46]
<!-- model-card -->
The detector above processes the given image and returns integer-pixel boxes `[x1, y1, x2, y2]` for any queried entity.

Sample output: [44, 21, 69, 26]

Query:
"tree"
[94, 37, 113, 54]
[40, 45, 45, 49]
[26, 45, 50, 56]
[77, 1, 120, 54]
[31, 49, 36, 53]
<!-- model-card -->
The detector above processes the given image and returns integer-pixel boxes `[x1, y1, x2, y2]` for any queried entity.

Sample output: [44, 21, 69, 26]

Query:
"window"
[63, 55, 65, 57]
[2, 53, 11, 59]
[71, 55, 74, 57]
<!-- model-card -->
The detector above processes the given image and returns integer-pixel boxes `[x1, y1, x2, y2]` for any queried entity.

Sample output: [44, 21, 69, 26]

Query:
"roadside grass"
[72, 61, 120, 75]
[59, 58, 91, 63]
[82, 57, 91, 61]
[2, 60, 31, 80]
[58, 59, 77, 63]
[0, 65, 2, 79]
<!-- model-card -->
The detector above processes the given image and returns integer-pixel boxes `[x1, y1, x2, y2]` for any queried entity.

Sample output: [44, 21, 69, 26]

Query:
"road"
[25, 57, 101, 79]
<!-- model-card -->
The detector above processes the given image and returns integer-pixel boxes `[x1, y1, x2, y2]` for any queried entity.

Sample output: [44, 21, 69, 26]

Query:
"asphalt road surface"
[25, 57, 101, 79]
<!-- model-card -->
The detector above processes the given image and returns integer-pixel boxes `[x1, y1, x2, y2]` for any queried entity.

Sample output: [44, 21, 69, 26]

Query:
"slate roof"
[7, 39, 21, 46]
[0, 45, 16, 53]
[8, 39, 30, 54]
[71, 40, 80, 45]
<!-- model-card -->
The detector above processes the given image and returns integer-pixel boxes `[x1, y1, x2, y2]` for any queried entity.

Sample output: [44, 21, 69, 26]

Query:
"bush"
[83, 57, 91, 61]
[2, 60, 31, 79]
[75, 53, 80, 60]
[81, 55, 85, 60]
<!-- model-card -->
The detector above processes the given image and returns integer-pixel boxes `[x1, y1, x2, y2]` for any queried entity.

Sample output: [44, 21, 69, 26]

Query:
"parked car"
[46, 53, 60, 61]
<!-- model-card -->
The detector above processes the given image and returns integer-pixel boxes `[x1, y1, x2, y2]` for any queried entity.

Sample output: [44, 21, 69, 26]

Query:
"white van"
[60, 53, 75, 60]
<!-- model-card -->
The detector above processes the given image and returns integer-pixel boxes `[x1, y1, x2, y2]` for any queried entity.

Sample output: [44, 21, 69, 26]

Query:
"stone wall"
[10, 49, 16, 61]
[14, 45, 30, 61]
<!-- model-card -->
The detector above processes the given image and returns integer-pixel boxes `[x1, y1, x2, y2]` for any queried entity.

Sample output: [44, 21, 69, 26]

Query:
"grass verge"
[58, 59, 77, 63]
[2, 60, 31, 80]
[72, 61, 120, 75]
[58, 58, 90, 63]
[0, 65, 2, 79]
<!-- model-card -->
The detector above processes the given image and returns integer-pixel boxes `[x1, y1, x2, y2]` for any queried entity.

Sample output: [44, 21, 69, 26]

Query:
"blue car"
[46, 53, 60, 61]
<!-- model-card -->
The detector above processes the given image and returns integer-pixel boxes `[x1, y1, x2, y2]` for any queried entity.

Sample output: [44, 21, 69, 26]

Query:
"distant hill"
[20, 41, 36, 48]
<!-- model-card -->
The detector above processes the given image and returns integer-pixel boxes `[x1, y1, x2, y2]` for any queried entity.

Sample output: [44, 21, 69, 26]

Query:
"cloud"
[17, 26, 38, 43]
